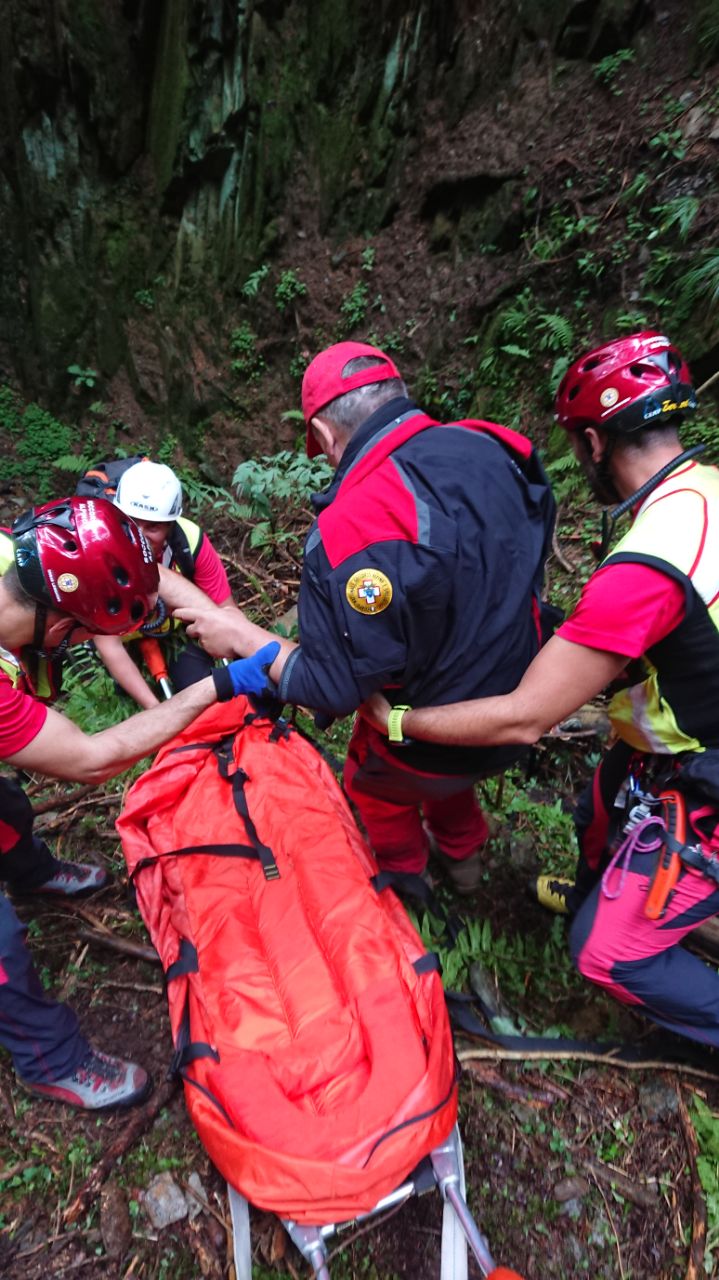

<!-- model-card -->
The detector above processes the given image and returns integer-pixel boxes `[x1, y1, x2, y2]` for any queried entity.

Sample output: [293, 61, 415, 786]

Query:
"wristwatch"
[387, 704, 412, 744]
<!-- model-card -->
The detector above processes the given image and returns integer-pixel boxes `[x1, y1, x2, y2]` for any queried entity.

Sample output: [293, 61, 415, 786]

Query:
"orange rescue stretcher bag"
[117, 699, 458, 1225]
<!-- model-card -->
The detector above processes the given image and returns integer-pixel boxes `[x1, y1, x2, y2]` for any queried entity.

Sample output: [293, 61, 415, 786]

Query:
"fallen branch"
[457, 1046, 719, 1083]
[463, 1059, 560, 1105]
[63, 1078, 179, 1225]
[35, 793, 120, 833]
[551, 529, 577, 574]
[582, 1156, 659, 1209]
[31, 784, 99, 816]
[77, 927, 160, 964]
[675, 1084, 707, 1280]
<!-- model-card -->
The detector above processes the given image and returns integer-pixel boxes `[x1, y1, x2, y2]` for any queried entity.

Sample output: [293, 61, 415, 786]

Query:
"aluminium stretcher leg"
[431, 1126, 525, 1280]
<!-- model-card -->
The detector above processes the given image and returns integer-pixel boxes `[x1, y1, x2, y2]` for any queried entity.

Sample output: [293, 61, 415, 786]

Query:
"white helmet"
[114, 461, 183, 521]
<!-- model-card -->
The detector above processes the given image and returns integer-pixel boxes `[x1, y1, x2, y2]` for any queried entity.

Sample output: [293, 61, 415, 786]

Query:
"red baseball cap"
[301, 341, 402, 457]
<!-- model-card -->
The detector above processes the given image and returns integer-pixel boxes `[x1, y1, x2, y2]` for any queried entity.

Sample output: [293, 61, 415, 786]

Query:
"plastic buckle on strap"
[258, 846, 280, 881]
[681, 844, 719, 885]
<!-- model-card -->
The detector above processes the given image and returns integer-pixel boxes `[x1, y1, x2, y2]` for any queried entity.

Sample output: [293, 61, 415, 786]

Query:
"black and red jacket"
[279, 397, 556, 773]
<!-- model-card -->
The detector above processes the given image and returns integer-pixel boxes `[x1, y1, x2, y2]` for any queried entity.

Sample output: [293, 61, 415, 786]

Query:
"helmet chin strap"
[32, 601, 48, 653]
[596, 443, 707, 563]
[30, 603, 76, 660]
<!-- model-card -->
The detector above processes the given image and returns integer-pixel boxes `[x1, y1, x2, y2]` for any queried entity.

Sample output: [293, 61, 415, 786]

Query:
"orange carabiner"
[644, 788, 685, 920]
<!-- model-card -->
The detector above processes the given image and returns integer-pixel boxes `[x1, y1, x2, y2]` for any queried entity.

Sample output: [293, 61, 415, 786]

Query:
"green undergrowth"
[690, 1094, 719, 1271]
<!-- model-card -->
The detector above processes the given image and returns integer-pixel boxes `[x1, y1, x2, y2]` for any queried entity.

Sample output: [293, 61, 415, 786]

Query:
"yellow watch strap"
[387, 704, 411, 744]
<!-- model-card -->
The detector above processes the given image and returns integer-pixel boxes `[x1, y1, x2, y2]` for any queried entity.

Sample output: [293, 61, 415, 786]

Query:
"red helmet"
[12, 497, 159, 635]
[555, 331, 697, 434]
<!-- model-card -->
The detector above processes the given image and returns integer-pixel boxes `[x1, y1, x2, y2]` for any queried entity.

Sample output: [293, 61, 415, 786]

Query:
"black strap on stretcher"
[164, 939, 236, 1125]
[374, 871, 719, 1075]
[130, 841, 261, 880]
[371, 870, 465, 947]
[447, 988, 719, 1074]
[213, 737, 280, 880]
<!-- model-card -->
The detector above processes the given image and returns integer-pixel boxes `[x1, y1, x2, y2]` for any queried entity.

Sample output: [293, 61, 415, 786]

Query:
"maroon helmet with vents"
[555, 331, 697, 435]
[12, 496, 159, 634]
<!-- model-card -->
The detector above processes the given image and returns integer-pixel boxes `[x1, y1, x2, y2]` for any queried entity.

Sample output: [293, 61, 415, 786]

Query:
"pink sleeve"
[193, 535, 232, 605]
[0, 673, 48, 757]
[558, 563, 686, 658]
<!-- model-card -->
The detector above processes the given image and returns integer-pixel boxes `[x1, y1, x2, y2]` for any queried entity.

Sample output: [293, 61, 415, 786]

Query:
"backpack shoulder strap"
[169, 518, 199, 580]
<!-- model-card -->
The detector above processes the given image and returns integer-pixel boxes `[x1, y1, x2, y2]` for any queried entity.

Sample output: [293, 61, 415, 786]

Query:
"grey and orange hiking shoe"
[33, 859, 110, 898]
[440, 850, 483, 897]
[533, 874, 573, 915]
[21, 1048, 152, 1110]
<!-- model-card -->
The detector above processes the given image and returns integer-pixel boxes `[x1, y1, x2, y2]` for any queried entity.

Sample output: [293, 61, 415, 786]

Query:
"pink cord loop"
[601, 813, 666, 900]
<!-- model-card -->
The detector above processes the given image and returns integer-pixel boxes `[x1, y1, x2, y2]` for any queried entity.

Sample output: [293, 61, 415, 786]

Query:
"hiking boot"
[20, 1048, 152, 1111]
[419, 865, 435, 891]
[32, 859, 110, 899]
[533, 874, 573, 915]
[440, 850, 483, 897]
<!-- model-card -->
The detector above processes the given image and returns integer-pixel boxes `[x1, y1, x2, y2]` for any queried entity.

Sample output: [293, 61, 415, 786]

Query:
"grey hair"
[1, 563, 35, 609]
[320, 356, 407, 434]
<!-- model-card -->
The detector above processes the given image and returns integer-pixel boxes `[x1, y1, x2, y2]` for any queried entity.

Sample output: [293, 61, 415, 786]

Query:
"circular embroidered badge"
[346, 568, 393, 615]
[57, 572, 79, 593]
[600, 386, 619, 409]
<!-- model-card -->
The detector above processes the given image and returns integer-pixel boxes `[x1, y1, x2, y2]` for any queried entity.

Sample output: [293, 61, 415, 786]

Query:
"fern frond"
[537, 313, 574, 353]
[681, 250, 719, 311]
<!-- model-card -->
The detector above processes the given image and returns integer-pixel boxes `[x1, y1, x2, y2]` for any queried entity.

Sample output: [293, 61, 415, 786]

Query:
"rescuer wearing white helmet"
[94, 460, 235, 706]
[114, 460, 184, 524]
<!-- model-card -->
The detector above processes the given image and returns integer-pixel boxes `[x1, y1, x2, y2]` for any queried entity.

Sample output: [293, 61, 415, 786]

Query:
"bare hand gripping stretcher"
[117, 699, 524, 1279]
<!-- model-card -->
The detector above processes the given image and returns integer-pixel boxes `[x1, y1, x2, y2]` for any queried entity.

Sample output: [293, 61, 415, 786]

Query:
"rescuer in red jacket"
[177, 342, 556, 895]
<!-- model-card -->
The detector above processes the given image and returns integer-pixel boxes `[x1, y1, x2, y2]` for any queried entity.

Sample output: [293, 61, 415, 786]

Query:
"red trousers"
[344, 720, 488, 874]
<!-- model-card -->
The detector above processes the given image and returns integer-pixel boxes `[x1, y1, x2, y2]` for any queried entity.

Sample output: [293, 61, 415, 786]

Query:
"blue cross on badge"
[357, 579, 380, 605]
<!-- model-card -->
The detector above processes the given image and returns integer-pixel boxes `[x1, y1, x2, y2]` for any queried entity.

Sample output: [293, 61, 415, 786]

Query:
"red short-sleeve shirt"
[193, 536, 232, 605]
[0, 670, 47, 758]
[558, 562, 686, 657]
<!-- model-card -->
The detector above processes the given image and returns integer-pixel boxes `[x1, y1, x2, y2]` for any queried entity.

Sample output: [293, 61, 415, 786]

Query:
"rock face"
[0, 0, 649, 428]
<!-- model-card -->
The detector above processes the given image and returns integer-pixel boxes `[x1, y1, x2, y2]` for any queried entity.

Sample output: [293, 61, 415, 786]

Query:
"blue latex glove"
[212, 641, 281, 701]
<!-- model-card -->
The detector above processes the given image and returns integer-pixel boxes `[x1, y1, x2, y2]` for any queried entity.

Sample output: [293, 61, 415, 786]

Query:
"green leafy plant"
[174, 471, 252, 521]
[233, 450, 333, 520]
[681, 249, 719, 312]
[133, 288, 155, 311]
[650, 195, 699, 241]
[593, 48, 635, 92]
[524, 210, 599, 263]
[417, 910, 579, 1005]
[339, 281, 369, 332]
[156, 433, 178, 465]
[229, 322, 266, 380]
[60, 647, 130, 733]
[649, 128, 687, 161]
[67, 364, 99, 389]
[690, 1094, 719, 1271]
[360, 245, 376, 273]
[52, 452, 94, 478]
[288, 350, 309, 379]
[275, 269, 307, 313]
[381, 330, 406, 354]
[0, 385, 22, 433]
[576, 249, 605, 279]
[536, 312, 574, 353]
[14, 405, 74, 498]
[241, 263, 270, 298]
[620, 171, 651, 203]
